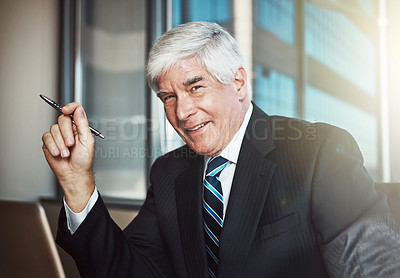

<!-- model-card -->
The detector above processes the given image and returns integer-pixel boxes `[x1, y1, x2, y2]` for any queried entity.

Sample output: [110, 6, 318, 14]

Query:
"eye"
[163, 94, 178, 104]
[191, 85, 202, 91]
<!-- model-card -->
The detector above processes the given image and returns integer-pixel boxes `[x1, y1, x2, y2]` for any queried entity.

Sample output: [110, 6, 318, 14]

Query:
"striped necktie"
[203, 156, 228, 278]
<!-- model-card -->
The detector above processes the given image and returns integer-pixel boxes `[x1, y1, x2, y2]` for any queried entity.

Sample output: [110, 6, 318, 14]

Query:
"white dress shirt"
[203, 103, 253, 218]
[65, 103, 253, 234]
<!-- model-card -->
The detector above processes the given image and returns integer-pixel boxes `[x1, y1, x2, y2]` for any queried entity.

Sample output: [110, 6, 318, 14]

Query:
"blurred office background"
[1, 0, 400, 276]
[1, 0, 400, 203]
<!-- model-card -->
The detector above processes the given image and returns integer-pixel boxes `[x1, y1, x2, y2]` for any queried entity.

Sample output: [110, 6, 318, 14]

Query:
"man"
[42, 22, 400, 278]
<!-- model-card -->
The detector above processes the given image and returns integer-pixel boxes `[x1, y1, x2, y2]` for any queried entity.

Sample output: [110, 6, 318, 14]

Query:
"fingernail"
[52, 149, 59, 156]
[61, 150, 69, 157]
[66, 137, 73, 146]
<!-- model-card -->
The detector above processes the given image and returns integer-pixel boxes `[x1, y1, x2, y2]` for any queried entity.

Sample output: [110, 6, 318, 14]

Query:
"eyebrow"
[183, 76, 204, 87]
[156, 91, 166, 98]
[157, 76, 205, 97]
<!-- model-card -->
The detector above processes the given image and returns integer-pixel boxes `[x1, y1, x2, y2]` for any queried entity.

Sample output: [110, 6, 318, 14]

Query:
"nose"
[176, 93, 196, 121]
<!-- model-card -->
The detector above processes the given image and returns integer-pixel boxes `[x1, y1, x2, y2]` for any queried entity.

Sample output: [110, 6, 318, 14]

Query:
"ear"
[233, 67, 247, 100]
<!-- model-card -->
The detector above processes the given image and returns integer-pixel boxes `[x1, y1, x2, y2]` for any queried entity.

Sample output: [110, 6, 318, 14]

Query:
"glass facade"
[253, 0, 298, 122]
[255, 0, 295, 45]
[172, 0, 231, 26]
[303, 2, 378, 178]
[254, 65, 297, 118]
[305, 3, 376, 96]
[253, 0, 379, 179]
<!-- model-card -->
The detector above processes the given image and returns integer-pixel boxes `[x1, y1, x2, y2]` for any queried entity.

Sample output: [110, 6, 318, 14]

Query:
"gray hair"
[146, 21, 245, 92]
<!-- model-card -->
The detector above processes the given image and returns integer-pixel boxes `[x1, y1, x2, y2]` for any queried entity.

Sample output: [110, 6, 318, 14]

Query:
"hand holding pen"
[41, 95, 97, 212]
[40, 94, 105, 139]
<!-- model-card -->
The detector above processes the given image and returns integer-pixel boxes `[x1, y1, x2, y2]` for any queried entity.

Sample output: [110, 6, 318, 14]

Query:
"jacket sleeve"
[56, 186, 175, 278]
[311, 125, 400, 277]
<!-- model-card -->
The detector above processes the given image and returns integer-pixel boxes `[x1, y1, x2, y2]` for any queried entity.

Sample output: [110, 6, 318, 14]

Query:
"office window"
[66, 0, 150, 201]
[255, 0, 295, 45]
[254, 65, 297, 118]
[305, 2, 375, 96]
[252, 1, 379, 179]
[304, 2, 378, 179]
[172, 0, 231, 26]
[253, 0, 297, 120]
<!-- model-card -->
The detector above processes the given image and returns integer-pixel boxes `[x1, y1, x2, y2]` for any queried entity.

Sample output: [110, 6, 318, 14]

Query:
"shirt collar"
[204, 103, 253, 165]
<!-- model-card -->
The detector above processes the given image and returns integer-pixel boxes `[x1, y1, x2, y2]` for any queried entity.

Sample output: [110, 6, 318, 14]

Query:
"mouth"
[186, 121, 210, 131]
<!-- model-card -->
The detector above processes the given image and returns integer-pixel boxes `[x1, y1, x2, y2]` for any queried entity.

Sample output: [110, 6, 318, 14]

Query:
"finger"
[61, 102, 82, 116]
[42, 142, 55, 166]
[58, 114, 75, 147]
[73, 106, 94, 143]
[61, 103, 93, 142]
[42, 142, 60, 165]
[42, 142, 51, 157]
[42, 142, 65, 175]
[50, 124, 70, 158]
[42, 132, 60, 157]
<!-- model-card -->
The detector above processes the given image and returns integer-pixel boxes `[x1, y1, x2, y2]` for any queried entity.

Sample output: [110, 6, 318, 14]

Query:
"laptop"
[0, 200, 66, 278]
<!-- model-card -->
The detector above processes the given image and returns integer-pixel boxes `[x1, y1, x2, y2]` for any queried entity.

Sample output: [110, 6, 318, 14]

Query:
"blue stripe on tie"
[204, 222, 219, 246]
[205, 245, 219, 265]
[208, 268, 217, 278]
[207, 162, 228, 176]
[204, 156, 227, 278]
[204, 179, 223, 202]
[203, 201, 223, 226]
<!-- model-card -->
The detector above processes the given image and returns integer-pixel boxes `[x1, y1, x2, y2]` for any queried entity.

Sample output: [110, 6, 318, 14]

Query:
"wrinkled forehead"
[157, 57, 215, 89]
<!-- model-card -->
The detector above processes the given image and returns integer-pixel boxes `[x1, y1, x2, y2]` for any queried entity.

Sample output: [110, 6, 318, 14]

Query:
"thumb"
[73, 106, 93, 142]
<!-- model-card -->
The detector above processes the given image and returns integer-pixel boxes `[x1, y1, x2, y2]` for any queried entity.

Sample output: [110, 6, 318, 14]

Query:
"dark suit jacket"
[57, 104, 400, 278]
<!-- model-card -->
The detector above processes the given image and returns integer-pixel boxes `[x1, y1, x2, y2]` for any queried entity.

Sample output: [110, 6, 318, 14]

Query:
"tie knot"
[206, 156, 228, 177]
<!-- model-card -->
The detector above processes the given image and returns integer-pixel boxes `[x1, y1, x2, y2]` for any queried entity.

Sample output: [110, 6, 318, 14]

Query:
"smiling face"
[157, 58, 249, 157]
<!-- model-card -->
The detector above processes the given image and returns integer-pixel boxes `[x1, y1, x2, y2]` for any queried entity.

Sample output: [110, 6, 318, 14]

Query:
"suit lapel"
[175, 151, 208, 278]
[218, 104, 277, 277]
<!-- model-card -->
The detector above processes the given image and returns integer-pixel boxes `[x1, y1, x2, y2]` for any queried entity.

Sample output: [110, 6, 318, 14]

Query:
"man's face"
[157, 58, 247, 157]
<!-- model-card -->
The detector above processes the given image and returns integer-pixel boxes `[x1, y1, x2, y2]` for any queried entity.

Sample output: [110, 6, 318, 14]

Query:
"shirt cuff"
[63, 187, 99, 234]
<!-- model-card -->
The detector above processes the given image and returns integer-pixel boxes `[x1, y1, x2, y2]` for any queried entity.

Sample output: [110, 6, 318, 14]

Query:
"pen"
[39, 94, 105, 139]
